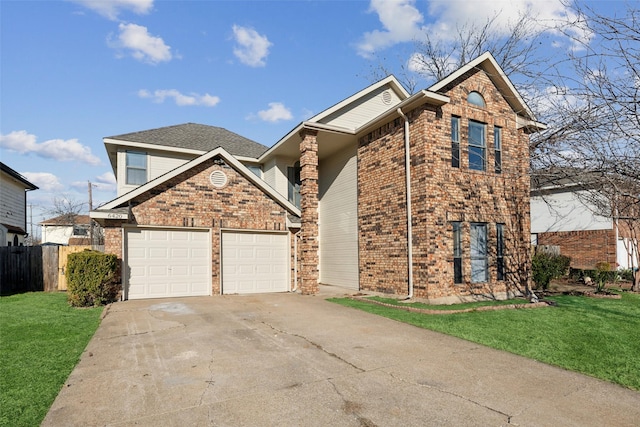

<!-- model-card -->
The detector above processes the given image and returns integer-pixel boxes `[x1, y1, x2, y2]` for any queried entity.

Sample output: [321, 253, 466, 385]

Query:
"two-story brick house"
[92, 52, 544, 302]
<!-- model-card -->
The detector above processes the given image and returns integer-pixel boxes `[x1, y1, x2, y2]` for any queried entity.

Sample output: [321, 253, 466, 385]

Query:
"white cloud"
[232, 25, 272, 67]
[357, 0, 592, 57]
[71, 171, 116, 193]
[0, 130, 101, 165]
[256, 102, 293, 123]
[356, 0, 426, 58]
[138, 89, 220, 106]
[71, 0, 154, 20]
[109, 23, 172, 64]
[20, 172, 65, 192]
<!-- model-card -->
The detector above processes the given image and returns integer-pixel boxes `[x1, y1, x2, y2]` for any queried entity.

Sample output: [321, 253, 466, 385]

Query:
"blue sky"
[0, 0, 615, 236]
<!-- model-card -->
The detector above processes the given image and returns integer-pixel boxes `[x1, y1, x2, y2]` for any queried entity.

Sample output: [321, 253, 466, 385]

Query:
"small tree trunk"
[632, 271, 640, 292]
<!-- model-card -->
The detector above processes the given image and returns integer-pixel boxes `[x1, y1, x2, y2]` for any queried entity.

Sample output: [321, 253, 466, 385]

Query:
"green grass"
[330, 293, 640, 390]
[0, 292, 103, 427]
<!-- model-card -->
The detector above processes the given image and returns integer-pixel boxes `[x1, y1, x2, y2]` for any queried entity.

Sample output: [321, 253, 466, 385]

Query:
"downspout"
[397, 108, 414, 300]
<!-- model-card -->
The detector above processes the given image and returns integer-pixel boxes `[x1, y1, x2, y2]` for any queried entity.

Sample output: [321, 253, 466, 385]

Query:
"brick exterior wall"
[101, 157, 290, 295]
[358, 69, 532, 302]
[537, 229, 617, 270]
[299, 129, 319, 295]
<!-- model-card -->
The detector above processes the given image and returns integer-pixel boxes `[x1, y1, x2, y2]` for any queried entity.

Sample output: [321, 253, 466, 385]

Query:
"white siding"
[0, 174, 26, 230]
[531, 191, 612, 233]
[116, 149, 194, 196]
[318, 87, 402, 130]
[318, 143, 359, 289]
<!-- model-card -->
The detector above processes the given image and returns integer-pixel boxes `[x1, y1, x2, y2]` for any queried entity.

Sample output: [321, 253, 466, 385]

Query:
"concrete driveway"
[43, 286, 639, 426]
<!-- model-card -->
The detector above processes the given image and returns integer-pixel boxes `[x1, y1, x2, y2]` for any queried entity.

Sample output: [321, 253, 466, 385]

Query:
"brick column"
[299, 129, 319, 295]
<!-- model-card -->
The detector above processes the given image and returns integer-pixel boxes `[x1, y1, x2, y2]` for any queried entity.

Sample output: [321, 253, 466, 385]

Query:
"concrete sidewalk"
[43, 286, 640, 426]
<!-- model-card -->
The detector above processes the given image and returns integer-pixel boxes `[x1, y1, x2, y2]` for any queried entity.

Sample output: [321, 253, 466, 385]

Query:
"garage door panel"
[222, 232, 288, 294]
[126, 228, 210, 299]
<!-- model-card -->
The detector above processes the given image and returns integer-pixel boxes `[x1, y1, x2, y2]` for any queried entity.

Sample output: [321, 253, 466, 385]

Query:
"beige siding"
[262, 156, 293, 199]
[0, 175, 26, 230]
[318, 86, 402, 130]
[319, 143, 358, 288]
[117, 149, 194, 196]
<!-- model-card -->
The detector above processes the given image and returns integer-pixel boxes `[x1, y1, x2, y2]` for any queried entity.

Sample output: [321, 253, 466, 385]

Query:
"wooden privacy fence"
[0, 245, 101, 294]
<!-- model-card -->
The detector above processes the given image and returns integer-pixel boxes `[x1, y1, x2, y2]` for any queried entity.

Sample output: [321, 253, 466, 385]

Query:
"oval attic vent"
[382, 90, 392, 105]
[209, 170, 228, 188]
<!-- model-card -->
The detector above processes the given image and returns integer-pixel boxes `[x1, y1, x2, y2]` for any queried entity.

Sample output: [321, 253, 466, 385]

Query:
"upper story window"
[467, 91, 486, 108]
[287, 161, 301, 209]
[451, 116, 460, 168]
[247, 165, 262, 178]
[126, 151, 147, 185]
[468, 121, 486, 171]
[494, 126, 502, 174]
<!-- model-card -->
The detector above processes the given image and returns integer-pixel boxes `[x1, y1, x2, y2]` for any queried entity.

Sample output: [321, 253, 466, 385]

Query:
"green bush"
[532, 252, 571, 290]
[66, 250, 120, 307]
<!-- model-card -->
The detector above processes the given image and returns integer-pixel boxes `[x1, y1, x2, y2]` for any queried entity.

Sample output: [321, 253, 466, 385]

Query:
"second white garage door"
[221, 231, 289, 294]
[126, 228, 210, 300]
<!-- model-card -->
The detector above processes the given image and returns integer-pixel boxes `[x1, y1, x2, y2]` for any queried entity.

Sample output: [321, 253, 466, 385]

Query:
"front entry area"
[221, 231, 289, 294]
[125, 228, 211, 299]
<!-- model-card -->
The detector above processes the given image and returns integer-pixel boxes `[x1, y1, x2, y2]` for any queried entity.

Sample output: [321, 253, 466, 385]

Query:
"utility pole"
[88, 181, 94, 247]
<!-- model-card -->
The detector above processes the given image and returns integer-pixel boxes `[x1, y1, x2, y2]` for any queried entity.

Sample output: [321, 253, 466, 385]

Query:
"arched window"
[467, 91, 485, 108]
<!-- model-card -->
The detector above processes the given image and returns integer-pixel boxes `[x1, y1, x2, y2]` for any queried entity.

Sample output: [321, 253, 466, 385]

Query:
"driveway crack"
[261, 321, 365, 373]
[389, 372, 513, 424]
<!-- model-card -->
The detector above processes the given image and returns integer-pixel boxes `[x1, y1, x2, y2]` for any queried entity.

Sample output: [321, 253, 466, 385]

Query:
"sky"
[0, 0, 620, 239]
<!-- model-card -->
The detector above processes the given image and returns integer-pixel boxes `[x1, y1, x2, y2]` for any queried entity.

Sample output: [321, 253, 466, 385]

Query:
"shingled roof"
[106, 123, 268, 158]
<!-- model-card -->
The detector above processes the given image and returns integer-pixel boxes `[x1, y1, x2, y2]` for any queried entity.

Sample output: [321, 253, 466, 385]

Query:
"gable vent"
[382, 90, 392, 105]
[210, 170, 228, 188]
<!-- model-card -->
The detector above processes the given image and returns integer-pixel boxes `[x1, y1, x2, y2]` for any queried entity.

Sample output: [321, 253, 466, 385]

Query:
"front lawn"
[0, 292, 103, 427]
[330, 293, 640, 390]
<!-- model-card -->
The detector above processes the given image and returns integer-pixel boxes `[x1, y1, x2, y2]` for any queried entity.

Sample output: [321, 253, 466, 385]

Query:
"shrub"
[593, 262, 617, 292]
[532, 252, 571, 290]
[66, 250, 120, 307]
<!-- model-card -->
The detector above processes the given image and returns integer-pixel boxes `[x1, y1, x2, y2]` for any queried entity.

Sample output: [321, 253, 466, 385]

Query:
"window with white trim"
[494, 126, 502, 174]
[470, 223, 488, 283]
[451, 116, 460, 168]
[453, 221, 463, 283]
[126, 151, 147, 185]
[496, 223, 505, 281]
[468, 121, 486, 171]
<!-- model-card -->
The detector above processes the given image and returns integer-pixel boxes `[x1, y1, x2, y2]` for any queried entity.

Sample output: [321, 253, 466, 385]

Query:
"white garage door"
[222, 232, 289, 294]
[125, 228, 210, 299]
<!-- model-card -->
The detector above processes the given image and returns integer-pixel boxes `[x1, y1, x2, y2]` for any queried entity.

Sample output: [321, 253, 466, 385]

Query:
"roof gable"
[428, 52, 539, 124]
[93, 147, 300, 217]
[105, 123, 268, 158]
[307, 75, 410, 130]
[0, 162, 38, 190]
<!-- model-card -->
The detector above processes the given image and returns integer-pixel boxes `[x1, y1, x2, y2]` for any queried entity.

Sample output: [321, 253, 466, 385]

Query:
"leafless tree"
[532, 2, 640, 290]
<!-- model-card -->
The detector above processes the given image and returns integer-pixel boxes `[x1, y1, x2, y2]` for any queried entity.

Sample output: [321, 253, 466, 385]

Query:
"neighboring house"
[0, 162, 38, 246]
[40, 214, 94, 245]
[92, 52, 544, 302]
[531, 177, 637, 271]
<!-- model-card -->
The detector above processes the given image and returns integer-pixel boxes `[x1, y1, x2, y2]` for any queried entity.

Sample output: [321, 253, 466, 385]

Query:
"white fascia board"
[103, 138, 206, 156]
[429, 52, 537, 121]
[517, 116, 547, 131]
[258, 122, 305, 162]
[302, 122, 355, 135]
[307, 75, 410, 124]
[97, 147, 300, 216]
